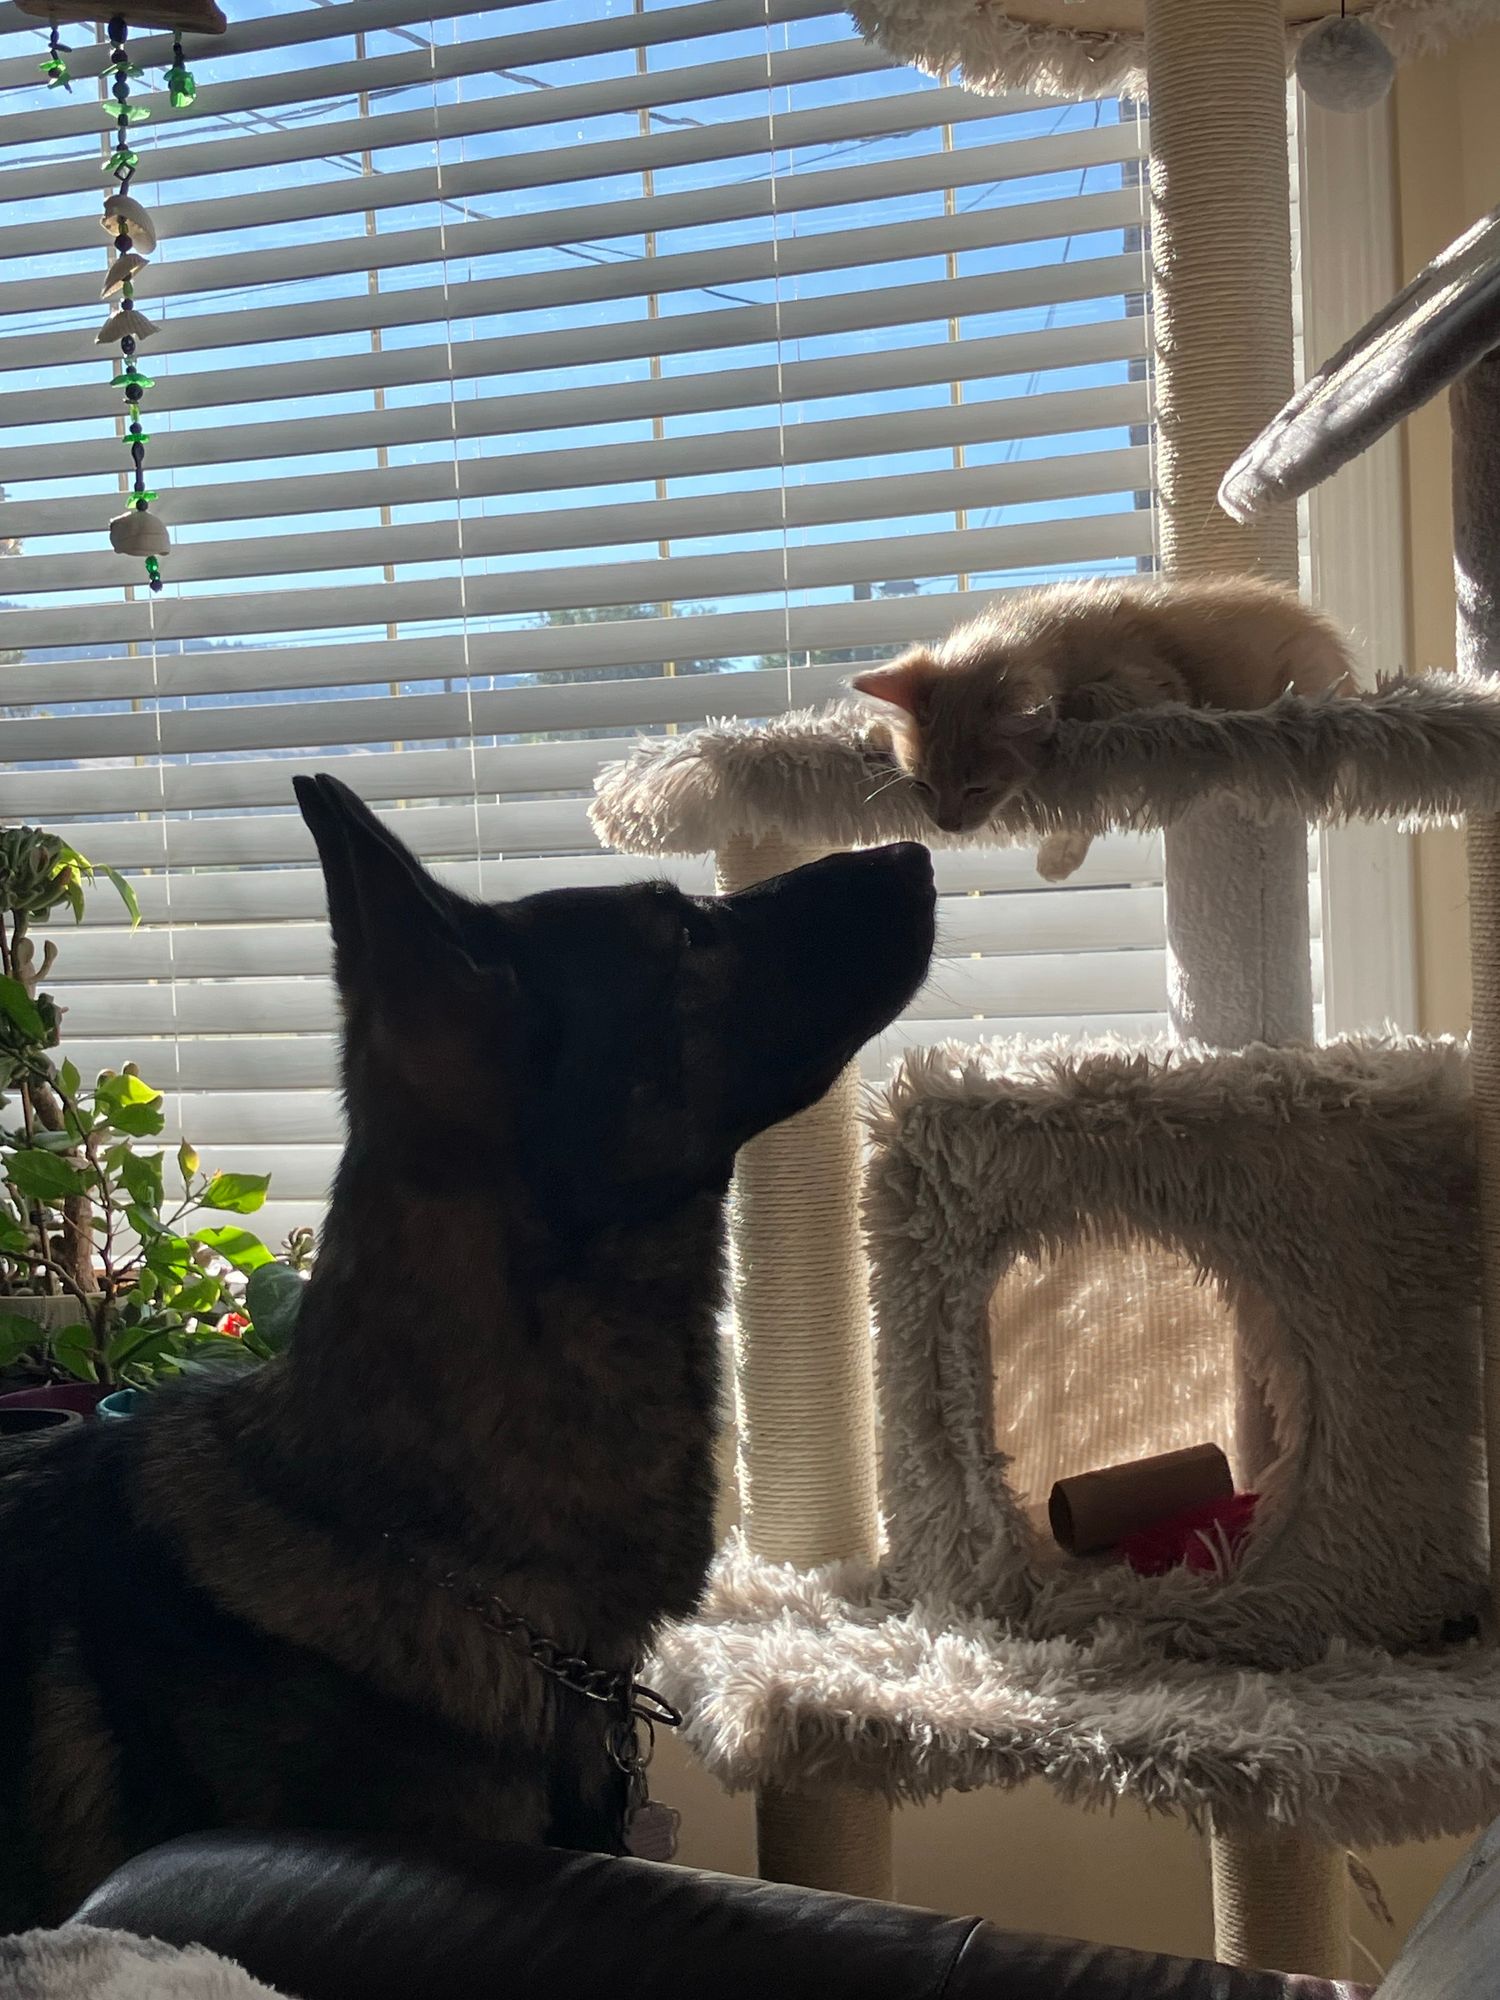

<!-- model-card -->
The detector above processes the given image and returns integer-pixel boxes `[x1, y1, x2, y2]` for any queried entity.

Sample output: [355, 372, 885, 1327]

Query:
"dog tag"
[626, 1800, 680, 1862]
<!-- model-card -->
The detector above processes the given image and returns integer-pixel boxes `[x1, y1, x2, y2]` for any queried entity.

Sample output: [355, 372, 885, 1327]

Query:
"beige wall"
[1398, 28, 1500, 1034]
[663, 36, 1498, 1978]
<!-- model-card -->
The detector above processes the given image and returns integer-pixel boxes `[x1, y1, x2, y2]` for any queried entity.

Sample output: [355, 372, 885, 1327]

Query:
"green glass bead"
[103, 101, 151, 123]
[133, 489, 159, 504]
[112, 367, 155, 389]
[167, 69, 196, 108]
[144, 556, 161, 577]
[126, 427, 150, 444]
[105, 148, 139, 175]
[40, 55, 71, 88]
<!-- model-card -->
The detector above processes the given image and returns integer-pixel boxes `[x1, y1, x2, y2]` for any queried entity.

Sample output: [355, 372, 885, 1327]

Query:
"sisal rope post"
[1452, 354, 1500, 1626]
[716, 830, 893, 1899]
[1149, 0, 1312, 1055]
[1145, 0, 1337, 1971]
[1210, 1831, 1348, 1981]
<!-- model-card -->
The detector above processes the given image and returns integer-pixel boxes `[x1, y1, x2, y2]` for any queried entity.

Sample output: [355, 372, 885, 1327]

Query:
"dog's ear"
[294, 773, 481, 1000]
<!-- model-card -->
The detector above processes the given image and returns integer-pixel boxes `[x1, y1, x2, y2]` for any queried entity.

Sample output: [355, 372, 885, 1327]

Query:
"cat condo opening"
[869, 1035, 1485, 1668]
[986, 1232, 1245, 1526]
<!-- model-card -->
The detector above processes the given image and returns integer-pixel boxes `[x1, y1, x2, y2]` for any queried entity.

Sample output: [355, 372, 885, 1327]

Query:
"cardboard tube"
[1049, 1442, 1233, 1557]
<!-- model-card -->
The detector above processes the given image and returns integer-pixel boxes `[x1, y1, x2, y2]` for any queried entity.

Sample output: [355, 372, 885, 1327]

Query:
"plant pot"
[0, 1406, 81, 1437]
[97, 1388, 145, 1421]
[0, 1382, 106, 1418]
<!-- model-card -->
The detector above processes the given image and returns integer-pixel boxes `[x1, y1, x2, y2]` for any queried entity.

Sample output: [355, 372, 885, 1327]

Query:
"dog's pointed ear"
[294, 773, 479, 993]
[848, 653, 936, 721]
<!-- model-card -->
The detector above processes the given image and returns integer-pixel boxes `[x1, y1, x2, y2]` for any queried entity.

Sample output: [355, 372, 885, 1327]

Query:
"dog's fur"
[0, 776, 935, 1928]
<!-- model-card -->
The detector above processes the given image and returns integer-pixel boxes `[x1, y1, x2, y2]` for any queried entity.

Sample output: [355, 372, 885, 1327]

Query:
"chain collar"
[379, 1532, 682, 1796]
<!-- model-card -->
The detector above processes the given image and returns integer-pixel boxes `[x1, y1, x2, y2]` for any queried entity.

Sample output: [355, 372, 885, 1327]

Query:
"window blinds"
[0, 0, 1217, 1243]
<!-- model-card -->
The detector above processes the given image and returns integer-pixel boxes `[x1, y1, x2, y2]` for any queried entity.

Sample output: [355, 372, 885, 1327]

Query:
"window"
[1, 0, 1164, 1243]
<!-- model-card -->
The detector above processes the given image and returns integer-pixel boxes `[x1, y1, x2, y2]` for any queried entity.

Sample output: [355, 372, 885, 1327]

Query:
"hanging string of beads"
[40, 22, 70, 90]
[165, 31, 196, 107]
[99, 14, 168, 592]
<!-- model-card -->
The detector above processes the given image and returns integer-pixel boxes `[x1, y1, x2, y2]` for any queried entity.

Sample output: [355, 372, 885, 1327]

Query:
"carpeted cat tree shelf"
[591, 199, 1500, 1985]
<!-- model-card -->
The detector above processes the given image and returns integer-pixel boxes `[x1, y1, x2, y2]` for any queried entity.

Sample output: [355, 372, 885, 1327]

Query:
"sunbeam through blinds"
[0, 0, 1247, 1241]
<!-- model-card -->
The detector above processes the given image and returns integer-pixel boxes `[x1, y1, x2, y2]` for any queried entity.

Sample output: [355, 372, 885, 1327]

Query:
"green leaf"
[58, 1059, 81, 1100]
[177, 1139, 199, 1186]
[106, 1319, 168, 1368]
[117, 1149, 162, 1213]
[202, 1172, 270, 1215]
[168, 1274, 223, 1317]
[0, 1310, 44, 1367]
[96, 1070, 164, 1138]
[7, 1149, 89, 1200]
[113, 1329, 177, 1377]
[0, 1218, 34, 1254]
[99, 865, 141, 928]
[175, 1338, 259, 1379]
[124, 1203, 162, 1244]
[50, 1323, 98, 1383]
[142, 1232, 192, 1285]
[0, 976, 44, 1043]
[245, 1259, 304, 1353]
[26, 1129, 78, 1154]
[192, 1223, 272, 1274]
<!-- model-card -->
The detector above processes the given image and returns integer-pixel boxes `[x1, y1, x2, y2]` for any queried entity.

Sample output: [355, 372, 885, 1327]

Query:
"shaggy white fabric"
[589, 677, 1500, 859]
[653, 1536, 1500, 1850]
[0, 1929, 287, 2000]
[843, 1, 1500, 102]
[866, 1036, 1486, 1668]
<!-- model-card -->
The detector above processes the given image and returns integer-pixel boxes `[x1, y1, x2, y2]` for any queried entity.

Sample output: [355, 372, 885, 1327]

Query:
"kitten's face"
[852, 644, 1053, 835]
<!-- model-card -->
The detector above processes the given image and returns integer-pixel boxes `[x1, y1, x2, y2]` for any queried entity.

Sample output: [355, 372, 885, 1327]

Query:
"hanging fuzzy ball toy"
[1295, 11, 1397, 113]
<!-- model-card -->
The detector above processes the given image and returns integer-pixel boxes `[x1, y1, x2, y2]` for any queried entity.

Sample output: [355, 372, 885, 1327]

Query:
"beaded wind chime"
[18, 0, 228, 592]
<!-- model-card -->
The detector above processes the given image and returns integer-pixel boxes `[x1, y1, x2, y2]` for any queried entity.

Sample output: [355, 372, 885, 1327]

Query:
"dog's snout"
[871, 839, 936, 887]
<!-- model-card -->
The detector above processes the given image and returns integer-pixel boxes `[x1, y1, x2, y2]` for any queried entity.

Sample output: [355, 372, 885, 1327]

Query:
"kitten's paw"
[1036, 832, 1091, 883]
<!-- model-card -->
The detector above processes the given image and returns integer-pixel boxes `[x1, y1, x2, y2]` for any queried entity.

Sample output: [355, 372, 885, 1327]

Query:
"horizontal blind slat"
[0, 0, 841, 148]
[0, 249, 1143, 388]
[6, 453, 1149, 595]
[26, 840, 1166, 930]
[0, 87, 1051, 266]
[0, 36, 895, 205]
[5, 192, 1145, 432]
[51, 947, 1173, 1040]
[12, 125, 1142, 315]
[8, 441, 1147, 553]
[0, 594, 995, 708]
[0, 497, 1153, 653]
[49, 886, 1169, 984]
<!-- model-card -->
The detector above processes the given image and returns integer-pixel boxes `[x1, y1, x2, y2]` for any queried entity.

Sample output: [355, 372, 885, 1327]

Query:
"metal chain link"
[380, 1532, 682, 1732]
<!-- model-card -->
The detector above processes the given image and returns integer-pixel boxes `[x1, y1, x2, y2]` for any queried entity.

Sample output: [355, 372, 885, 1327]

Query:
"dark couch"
[73, 1830, 1376, 1999]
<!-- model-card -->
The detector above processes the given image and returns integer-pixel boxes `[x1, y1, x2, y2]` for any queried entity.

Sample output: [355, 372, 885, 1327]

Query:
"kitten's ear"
[849, 655, 934, 719]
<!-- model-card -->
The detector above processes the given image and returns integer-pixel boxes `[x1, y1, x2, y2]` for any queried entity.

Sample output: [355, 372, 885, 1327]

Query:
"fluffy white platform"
[654, 1538, 1500, 1850]
[0, 1929, 285, 2000]
[590, 676, 1500, 857]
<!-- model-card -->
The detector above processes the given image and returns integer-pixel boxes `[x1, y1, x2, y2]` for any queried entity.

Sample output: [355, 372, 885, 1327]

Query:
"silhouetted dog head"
[295, 774, 935, 1238]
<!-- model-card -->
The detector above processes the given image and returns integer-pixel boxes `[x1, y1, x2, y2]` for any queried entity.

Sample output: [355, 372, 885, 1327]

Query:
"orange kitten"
[851, 575, 1354, 880]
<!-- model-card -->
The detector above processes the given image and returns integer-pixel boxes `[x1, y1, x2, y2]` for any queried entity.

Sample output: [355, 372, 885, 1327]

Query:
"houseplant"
[0, 824, 304, 1404]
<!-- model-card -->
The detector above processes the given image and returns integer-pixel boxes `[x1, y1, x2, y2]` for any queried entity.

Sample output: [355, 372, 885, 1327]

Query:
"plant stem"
[1, 917, 59, 1294]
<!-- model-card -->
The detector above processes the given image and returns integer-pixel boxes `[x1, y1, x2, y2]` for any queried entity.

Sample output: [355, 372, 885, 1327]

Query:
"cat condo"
[591, 0, 1500, 1981]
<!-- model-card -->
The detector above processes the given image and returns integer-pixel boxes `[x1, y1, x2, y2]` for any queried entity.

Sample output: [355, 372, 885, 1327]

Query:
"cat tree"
[591, 117, 1500, 2000]
[597, 1, 1497, 1975]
